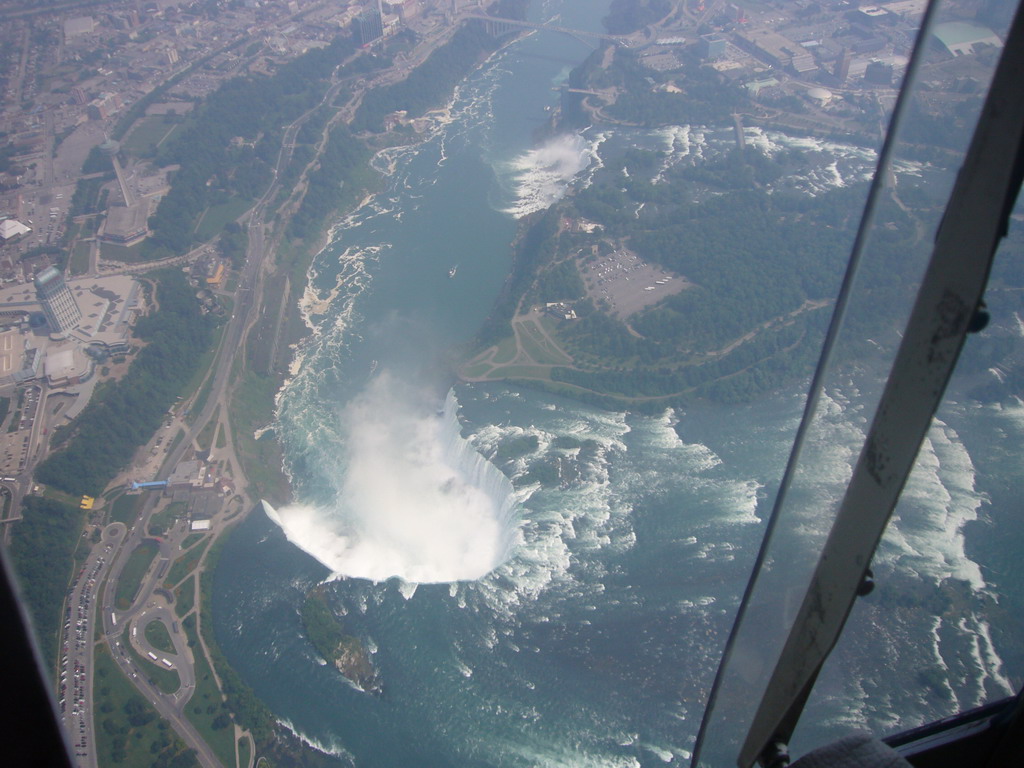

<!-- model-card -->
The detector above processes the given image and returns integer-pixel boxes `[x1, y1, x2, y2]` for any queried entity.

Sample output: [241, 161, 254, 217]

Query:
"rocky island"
[301, 587, 382, 695]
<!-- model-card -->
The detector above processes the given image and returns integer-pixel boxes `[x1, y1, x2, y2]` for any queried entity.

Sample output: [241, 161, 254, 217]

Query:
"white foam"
[276, 717, 354, 761]
[267, 375, 518, 584]
[500, 133, 599, 218]
[882, 420, 986, 590]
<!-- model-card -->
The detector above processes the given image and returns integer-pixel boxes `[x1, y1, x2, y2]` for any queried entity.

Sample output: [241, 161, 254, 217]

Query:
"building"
[168, 460, 207, 489]
[43, 346, 93, 387]
[34, 267, 81, 338]
[736, 27, 818, 74]
[357, 7, 384, 45]
[101, 202, 150, 246]
[87, 93, 123, 121]
[932, 21, 1003, 57]
[64, 16, 96, 40]
[0, 219, 31, 242]
[700, 34, 728, 60]
[835, 48, 852, 83]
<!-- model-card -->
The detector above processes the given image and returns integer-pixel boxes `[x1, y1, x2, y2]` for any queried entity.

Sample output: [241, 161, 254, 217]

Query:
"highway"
[58, 523, 124, 768]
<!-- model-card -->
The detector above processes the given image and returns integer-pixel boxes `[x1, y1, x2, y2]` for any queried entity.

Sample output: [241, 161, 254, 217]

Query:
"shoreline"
[201, 15, 540, 762]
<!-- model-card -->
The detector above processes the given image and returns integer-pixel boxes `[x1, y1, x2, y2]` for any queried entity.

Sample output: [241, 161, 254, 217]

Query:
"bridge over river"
[464, 13, 631, 45]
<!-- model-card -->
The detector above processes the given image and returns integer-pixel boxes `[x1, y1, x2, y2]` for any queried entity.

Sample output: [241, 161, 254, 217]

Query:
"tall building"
[700, 34, 727, 60]
[34, 267, 81, 337]
[357, 7, 384, 45]
[835, 48, 852, 83]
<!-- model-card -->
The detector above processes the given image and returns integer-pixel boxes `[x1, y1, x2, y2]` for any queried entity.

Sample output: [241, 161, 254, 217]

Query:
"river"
[211, 2, 1024, 765]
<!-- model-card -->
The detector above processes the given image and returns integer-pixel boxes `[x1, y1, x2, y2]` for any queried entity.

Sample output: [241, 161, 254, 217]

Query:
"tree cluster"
[603, 0, 673, 34]
[145, 34, 358, 257]
[288, 125, 372, 241]
[7, 496, 84, 667]
[352, 24, 501, 132]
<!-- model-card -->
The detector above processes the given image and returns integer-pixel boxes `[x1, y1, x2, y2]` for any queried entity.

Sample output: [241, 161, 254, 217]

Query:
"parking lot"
[579, 248, 692, 319]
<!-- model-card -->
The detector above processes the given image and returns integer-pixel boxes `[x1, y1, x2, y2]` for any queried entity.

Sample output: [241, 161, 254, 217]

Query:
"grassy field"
[519, 321, 572, 365]
[238, 735, 252, 768]
[182, 614, 236, 767]
[174, 574, 196, 617]
[148, 501, 185, 536]
[180, 533, 207, 551]
[122, 116, 181, 158]
[145, 618, 176, 654]
[482, 364, 553, 380]
[114, 539, 159, 611]
[228, 371, 288, 504]
[99, 240, 147, 264]
[194, 198, 251, 242]
[70, 241, 92, 276]
[92, 644, 192, 767]
[196, 407, 220, 452]
[108, 493, 140, 525]
[127, 641, 180, 695]
[491, 336, 518, 364]
[165, 538, 207, 589]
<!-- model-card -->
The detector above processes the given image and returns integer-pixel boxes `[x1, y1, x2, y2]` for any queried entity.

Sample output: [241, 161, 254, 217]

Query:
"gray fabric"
[790, 733, 913, 768]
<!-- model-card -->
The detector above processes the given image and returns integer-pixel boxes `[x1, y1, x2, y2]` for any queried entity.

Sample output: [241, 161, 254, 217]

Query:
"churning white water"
[265, 373, 518, 584]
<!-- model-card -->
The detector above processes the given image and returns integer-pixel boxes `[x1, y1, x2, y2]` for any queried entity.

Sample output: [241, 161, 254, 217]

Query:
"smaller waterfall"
[265, 374, 519, 584]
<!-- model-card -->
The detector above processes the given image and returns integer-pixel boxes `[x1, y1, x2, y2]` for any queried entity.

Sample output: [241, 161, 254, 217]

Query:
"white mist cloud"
[266, 373, 515, 585]
[502, 133, 597, 219]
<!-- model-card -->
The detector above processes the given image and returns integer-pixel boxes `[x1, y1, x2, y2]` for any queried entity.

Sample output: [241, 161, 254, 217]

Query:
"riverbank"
[210, 12, 536, 766]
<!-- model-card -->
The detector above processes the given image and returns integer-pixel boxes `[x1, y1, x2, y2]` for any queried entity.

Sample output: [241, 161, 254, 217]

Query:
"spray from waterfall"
[265, 372, 518, 584]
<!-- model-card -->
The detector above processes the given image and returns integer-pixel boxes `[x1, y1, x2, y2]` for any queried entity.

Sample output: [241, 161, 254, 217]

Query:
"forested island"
[301, 589, 382, 695]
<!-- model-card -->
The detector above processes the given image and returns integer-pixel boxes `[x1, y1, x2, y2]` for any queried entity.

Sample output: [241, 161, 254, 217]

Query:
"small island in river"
[301, 588, 383, 695]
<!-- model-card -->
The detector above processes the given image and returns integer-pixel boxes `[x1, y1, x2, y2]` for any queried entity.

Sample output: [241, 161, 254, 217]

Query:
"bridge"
[464, 13, 628, 44]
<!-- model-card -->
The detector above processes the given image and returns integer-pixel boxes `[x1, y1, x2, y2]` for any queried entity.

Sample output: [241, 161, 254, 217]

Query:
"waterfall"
[437, 387, 519, 563]
[265, 375, 519, 585]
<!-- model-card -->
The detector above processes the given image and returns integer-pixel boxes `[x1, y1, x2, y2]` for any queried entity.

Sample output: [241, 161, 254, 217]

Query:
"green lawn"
[481, 364, 554, 380]
[491, 336, 518, 364]
[182, 614, 236, 767]
[99, 240, 147, 264]
[196, 407, 220, 452]
[166, 539, 207, 589]
[148, 501, 186, 536]
[70, 241, 92, 276]
[127, 640, 180, 695]
[228, 371, 288, 504]
[238, 735, 252, 768]
[114, 539, 159, 610]
[145, 618, 176, 654]
[109, 492, 141, 526]
[92, 644, 192, 767]
[520, 321, 572, 365]
[122, 116, 181, 158]
[180, 533, 207, 551]
[194, 198, 251, 242]
[174, 574, 196, 617]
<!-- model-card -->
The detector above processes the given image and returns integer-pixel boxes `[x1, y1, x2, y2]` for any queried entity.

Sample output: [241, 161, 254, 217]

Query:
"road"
[99, 508, 224, 767]
[58, 522, 124, 768]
